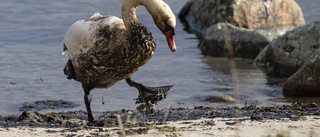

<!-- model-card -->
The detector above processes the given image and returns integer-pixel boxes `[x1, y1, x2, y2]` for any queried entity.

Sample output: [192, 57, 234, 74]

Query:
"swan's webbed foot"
[125, 77, 174, 104]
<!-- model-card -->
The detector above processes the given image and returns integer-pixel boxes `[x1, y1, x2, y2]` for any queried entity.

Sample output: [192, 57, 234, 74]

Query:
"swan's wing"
[62, 13, 123, 58]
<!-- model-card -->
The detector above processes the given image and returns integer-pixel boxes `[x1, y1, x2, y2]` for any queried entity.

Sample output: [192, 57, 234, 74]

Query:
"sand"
[0, 103, 319, 137]
[1, 116, 320, 137]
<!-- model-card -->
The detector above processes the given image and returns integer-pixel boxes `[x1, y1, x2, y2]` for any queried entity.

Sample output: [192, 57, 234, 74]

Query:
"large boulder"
[199, 22, 279, 58]
[255, 21, 320, 76]
[283, 48, 320, 97]
[179, 0, 305, 36]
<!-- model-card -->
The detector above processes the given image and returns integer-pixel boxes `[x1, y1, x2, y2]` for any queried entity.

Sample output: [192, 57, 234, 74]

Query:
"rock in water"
[179, 0, 305, 36]
[255, 21, 320, 76]
[199, 23, 279, 58]
[19, 100, 80, 111]
[205, 94, 237, 103]
[179, 0, 305, 58]
[283, 48, 320, 97]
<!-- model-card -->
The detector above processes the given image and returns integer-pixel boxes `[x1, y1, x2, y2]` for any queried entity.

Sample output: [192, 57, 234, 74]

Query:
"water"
[0, 0, 319, 115]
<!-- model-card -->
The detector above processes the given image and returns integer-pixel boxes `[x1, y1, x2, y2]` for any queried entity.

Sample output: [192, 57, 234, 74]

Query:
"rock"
[136, 103, 157, 115]
[19, 100, 80, 111]
[205, 94, 237, 103]
[179, 0, 305, 36]
[199, 22, 279, 58]
[255, 21, 320, 76]
[18, 111, 41, 122]
[283, 48, 320, 97]
[179, 0, 305, 58]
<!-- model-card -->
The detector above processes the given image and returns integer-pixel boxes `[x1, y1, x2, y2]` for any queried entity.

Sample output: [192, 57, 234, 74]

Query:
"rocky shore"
[178, 0, 320, 99]
[1, 102, 319, 137]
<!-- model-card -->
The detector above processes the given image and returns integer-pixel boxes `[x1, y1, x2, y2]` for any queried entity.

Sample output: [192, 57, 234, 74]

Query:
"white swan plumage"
[61, 12, 122, 55]
[62, 0, 176, 123]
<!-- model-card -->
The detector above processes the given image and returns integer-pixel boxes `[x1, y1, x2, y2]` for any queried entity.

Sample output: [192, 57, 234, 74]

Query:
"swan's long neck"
[121, 0, 162, 31]
[122, 0, 176, 52]
[121, 0, 139, 31]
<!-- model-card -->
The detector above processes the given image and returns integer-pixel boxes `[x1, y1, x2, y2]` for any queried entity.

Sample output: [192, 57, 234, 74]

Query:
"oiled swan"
[62, 0, 176, 123]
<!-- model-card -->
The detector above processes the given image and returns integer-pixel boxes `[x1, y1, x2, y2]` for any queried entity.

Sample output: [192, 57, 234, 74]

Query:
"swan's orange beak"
[165, 30, 176, 52]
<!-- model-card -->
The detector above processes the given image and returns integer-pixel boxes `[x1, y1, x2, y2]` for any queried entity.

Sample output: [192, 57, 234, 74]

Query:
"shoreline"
[0, 103, 319, 137]
[1, 116, 320, 137]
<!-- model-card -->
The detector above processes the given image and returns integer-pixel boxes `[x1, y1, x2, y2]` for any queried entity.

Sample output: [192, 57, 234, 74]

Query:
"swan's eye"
[164, 22, 175, 35]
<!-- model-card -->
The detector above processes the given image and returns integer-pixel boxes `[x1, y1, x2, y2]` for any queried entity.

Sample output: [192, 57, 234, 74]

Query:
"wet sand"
[1, 116, 320, 137]
[0, 103, 319, 137]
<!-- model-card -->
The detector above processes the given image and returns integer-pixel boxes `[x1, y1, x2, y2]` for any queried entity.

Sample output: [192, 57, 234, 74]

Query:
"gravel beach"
[0, 103, 319, 137]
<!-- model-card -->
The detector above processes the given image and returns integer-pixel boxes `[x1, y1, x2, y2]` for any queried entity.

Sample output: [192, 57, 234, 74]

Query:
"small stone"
[205, 94, 237, 103]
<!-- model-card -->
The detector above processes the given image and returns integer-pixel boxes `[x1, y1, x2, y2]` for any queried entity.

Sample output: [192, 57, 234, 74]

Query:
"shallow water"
[0, 0, 319, 115]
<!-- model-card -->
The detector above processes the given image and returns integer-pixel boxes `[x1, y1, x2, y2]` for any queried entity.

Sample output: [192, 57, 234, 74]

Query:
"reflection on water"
[0, 0, 319, 115]
[202, 56, 320, 106]
[201, 57, 286, 106]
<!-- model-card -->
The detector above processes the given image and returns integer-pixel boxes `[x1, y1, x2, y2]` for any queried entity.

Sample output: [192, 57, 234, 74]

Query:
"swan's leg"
[83, 86, 94, 123]
[125, 77, 174, 104]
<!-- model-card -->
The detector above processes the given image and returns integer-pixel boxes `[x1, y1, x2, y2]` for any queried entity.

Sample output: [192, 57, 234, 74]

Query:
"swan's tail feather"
[89, 12, 104, 21]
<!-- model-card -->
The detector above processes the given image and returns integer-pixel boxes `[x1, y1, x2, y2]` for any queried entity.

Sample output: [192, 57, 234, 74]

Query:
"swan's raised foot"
[135, 85, 173, 104]
[125, 77, 174, 104]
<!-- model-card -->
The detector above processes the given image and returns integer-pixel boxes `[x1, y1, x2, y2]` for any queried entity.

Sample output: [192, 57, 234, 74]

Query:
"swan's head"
[145, 0, 177, 52]
[158, 10, 177, 52]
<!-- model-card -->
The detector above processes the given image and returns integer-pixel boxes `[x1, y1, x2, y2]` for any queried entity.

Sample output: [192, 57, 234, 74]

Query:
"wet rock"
[205, 94, 237, 103]
[199, 22, 279, 58]
[136, 103, 157, 115]
[16, 111, 65, 126]
[255, 21, 320, 76]
[283, 48, 320, 97]
[18, 111, 41, 122]
[179, 0, 305, 36]
[19, 100, 80, 111]
[10, 82, 17, 85]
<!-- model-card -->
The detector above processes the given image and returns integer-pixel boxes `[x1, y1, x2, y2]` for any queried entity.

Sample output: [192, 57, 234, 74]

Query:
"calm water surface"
[0, 0, 319, 115]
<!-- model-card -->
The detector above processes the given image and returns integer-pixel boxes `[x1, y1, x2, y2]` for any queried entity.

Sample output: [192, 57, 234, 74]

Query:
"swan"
[62, 0, 177, 123]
